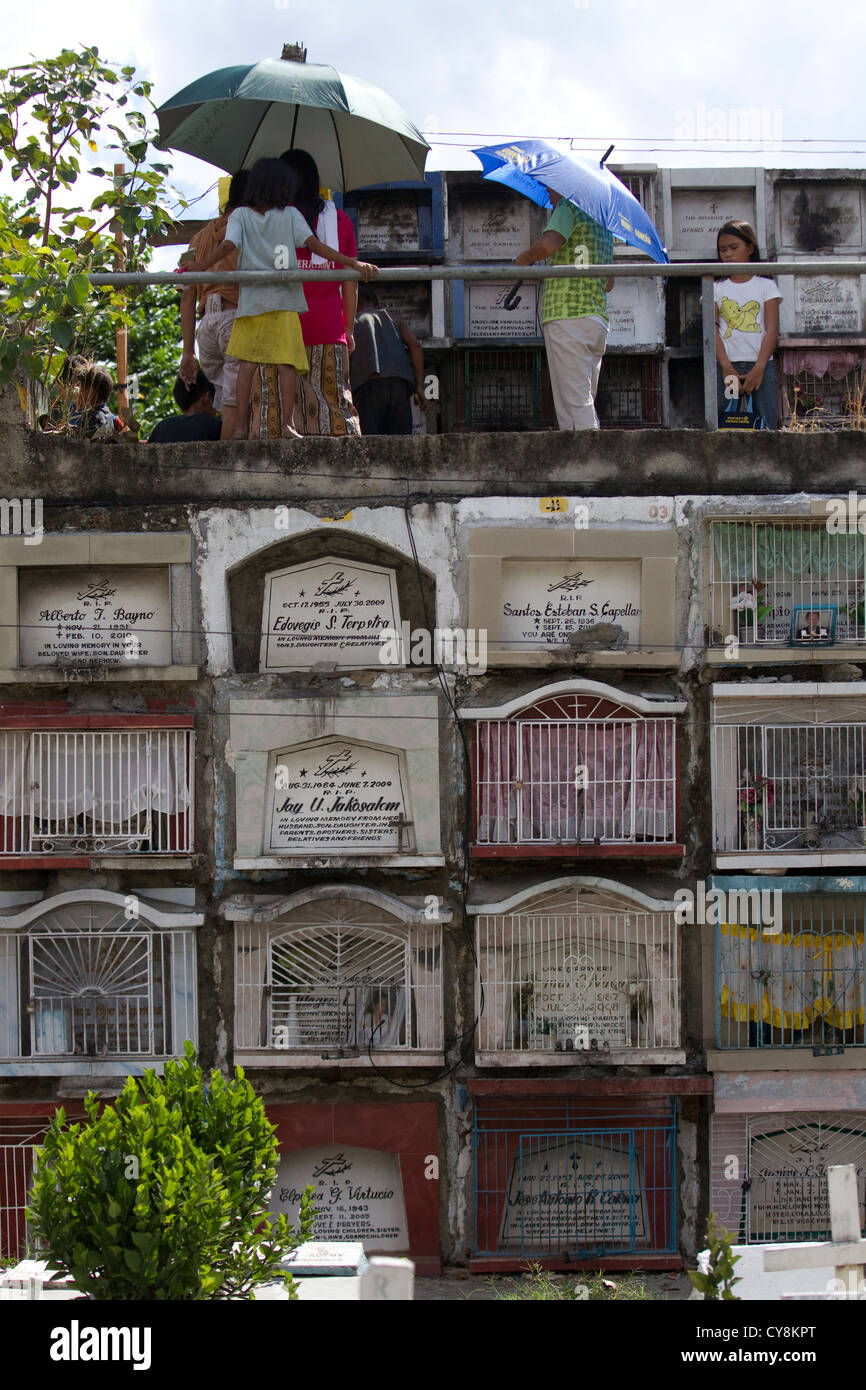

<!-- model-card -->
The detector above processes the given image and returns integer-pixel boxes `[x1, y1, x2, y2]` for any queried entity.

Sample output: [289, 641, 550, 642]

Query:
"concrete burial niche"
[226, 530, 435, 674]
[266, 1102, 441, 1275]
[229, 695, 442, 868]
[466, 525, 678, 667]
[0, 532, 195, 679]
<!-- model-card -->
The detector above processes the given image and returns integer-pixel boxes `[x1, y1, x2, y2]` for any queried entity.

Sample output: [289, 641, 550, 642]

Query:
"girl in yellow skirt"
[187, 158, 378, 438]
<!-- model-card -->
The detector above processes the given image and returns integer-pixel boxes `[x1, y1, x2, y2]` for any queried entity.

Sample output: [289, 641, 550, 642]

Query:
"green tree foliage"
[688, 1213, 742, 1300]
[0, 45, 183, 393]
[27, 1042, 315, 1300]
[80, 285, 182, 436]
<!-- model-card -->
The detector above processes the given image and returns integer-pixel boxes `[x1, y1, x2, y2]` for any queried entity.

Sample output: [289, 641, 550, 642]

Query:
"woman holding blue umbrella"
[515, 188, 615, 431]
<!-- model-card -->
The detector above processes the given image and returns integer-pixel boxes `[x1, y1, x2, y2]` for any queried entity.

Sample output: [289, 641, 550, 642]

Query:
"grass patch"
[490, 1265, 655, 1301]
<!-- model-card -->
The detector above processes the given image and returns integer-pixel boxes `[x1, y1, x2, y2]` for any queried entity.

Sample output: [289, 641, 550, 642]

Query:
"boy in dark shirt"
[148, 371, 222, 443]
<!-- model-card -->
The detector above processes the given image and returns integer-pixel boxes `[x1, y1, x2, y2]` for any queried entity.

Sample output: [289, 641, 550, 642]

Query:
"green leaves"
[65, 272, 90, 307]
[26, 1043, 312, 1300]
[688, 1214, 742, 1300]
[0, 46, 185, 392]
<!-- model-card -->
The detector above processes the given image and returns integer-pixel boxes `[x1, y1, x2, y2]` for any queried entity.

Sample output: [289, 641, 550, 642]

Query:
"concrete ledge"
[483, 649, 680, 668]
[233, 855, 446, 869]
[9, 425, 866, 503]
[475, 1049, 687, 1066]
[0, 665, 198, 683]
[236, 1052, 445, 1068]
[707, 1050, 866, 1072]
[705, 647, 866, 665]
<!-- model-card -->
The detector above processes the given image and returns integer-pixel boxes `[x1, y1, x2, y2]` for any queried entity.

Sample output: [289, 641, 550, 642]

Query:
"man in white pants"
[516, 190, 614, 430]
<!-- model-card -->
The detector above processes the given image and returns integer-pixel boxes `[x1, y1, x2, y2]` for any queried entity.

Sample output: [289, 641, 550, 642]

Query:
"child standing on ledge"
[187, 158, 378, 439]
[714, 219, 781, 429]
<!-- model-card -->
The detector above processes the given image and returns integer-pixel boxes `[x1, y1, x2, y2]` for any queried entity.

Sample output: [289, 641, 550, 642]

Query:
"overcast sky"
[6, 0, 865, 226]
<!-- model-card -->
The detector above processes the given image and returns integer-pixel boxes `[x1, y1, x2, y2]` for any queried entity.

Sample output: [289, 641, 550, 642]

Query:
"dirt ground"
[413, 1269, 695, 1301]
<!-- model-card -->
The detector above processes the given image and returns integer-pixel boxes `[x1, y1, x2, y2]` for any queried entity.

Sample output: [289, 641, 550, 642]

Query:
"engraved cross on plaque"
[389, 814, 414, 851]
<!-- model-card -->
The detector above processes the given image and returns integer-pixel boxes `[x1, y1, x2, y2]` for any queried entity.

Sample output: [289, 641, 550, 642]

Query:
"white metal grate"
[718, 896, 866, 1049]
[712, 722, 866, 854]
[707, 519, 866, 647]
[475, 703, 678, 847]
[0, 728, 194, 856]
[0, 1123, 46, 1260]
[745, 1112, 866, 1243]
[476, 897, 679, 1054]
[0, 902, 197, 1062]
[235, 899, 443, 1056]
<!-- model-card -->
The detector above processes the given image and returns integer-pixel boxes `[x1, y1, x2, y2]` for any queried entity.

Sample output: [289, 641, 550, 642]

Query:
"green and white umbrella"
[155, 59, 429, 190]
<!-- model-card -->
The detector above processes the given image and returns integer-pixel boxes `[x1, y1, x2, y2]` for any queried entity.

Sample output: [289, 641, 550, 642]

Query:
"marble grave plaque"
[357, 197, 420, 251]
[274, 1146, 409, 1250]
[794, 276, 860, 332]
[499, 559, 642, 648]
[269, 738, 411, 853]
[670, 189, 756, 258]
[461, 199, 531, 260]
[374, 283, 431, 339]
[499, 1136, 647, 1247]
[260, 558, 401, 671]
[748, 1122, 866, 1240]
[514, 944, 645, 1050]
[780, 185, 863, 252]
[19, 567, 171, 667]
[606, 279, 663, 348]
[467, 281, 540, 338]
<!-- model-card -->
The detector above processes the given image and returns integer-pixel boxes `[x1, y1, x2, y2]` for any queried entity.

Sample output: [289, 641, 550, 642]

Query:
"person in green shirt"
[516, 190, 614, 429]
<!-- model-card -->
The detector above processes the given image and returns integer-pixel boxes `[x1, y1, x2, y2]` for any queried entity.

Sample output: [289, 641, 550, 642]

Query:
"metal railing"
[474, 1097, 677, 1257]
[0, 925, 197, 1061]
[0, 728, 195, 857]
[0, 1123, 44, 1260]
[708, 519, 866, 648]
[712, 721, 866, 855]
[25, 259, 866, 430]
[475, 908, 679, 1055]
[473, 716, 679, 847]
[234, 918, 443, 1056]
[744, 1113, 866, 1242]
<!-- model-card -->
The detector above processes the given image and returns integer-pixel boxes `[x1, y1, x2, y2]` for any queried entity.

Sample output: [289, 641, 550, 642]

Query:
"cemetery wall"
[2, 412, 866, 1267]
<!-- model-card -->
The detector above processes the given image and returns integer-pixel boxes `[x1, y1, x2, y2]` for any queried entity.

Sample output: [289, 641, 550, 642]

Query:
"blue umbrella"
[472, 139, 669, 263]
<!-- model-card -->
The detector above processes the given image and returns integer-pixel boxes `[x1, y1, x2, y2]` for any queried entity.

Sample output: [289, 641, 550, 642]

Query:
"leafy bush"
[0, 46, 182, 395]
[688, 1214, 742, 1300]
[27, 1042, 313, 1300]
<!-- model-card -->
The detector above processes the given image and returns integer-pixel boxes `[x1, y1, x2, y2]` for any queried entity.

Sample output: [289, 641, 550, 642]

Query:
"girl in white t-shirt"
[714, 220, 781, 428]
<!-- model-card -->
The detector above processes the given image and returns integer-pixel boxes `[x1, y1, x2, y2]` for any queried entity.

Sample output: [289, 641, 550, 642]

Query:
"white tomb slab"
[467, 282, 540, 338]
[606, 279, 664, 348]
[461, 201, 531, 260]
[499, 1135, 647, 1248]
[357, 198, 419, 251]
[260, 557, 401, 671]
[498, 558, 642, 648]
[272, 1146, 410, 1252]
[793, 275, 861, 332]
[670, 189, 756, 258]
[695, 1242, 836, 1301]
[779, 185, 864, 252]
[268, 739, 411, 854]
[19, 567, 171, 667]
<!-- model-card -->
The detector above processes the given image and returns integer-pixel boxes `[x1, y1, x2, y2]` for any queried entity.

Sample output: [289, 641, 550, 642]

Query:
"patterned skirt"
[247, 343, 361, 439]
[295, 343, 361, 437]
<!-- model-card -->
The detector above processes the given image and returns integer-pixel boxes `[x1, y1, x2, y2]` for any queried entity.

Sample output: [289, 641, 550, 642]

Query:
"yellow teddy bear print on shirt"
[719, 296, 760, 339]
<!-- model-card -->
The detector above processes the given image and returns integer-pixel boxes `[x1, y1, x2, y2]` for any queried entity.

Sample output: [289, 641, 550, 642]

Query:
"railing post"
[702, 274, 718, 431]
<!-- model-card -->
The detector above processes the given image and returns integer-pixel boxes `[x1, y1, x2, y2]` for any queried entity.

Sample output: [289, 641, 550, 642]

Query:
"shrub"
[688, 1214, 742, 1300]
[26, 1042, 314, 1300]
